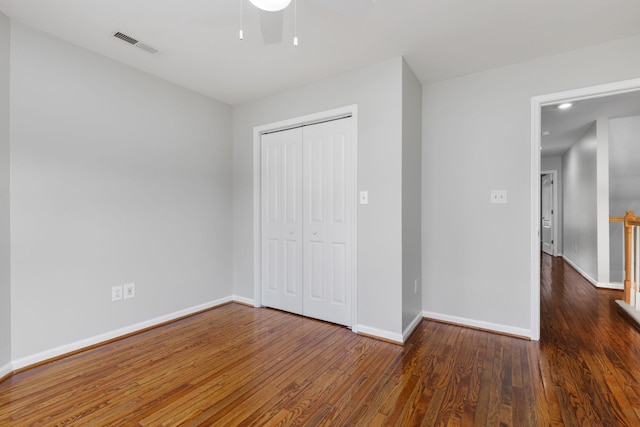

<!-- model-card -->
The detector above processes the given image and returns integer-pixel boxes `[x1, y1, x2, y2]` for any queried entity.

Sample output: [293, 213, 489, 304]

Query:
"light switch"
[360, 191, 369, 205]
[490, 190, 507, 204]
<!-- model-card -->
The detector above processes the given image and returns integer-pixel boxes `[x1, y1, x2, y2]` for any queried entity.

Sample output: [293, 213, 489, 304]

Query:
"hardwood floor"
[2, 254, 640, 426]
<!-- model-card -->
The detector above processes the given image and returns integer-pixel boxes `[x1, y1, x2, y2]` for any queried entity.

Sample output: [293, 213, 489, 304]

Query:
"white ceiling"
[541, 91, 640, 158]
[1, 0, 640, 105]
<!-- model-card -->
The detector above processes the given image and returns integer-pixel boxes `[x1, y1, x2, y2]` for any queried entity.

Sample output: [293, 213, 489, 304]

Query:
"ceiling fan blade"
[307, 0, 375, 18]
[258, 10, 284, 44]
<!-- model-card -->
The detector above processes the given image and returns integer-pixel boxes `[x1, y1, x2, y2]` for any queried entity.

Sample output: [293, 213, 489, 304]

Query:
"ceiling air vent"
[112, 31, 160, 55]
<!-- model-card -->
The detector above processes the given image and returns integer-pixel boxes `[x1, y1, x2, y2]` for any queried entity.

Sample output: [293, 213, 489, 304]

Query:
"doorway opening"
[540, 170, 557, 257]
[531, 77, 640, 341]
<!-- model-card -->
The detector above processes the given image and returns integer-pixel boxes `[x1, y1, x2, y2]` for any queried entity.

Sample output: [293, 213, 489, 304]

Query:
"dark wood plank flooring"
[2, 254, 640, 425]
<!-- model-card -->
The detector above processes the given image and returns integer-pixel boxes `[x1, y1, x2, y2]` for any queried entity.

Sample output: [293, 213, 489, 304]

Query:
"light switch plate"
[112, 285, 123, 301]
[124, 282, 135, 300]
[360, 191, 369, 204]
[490, 190, 507, 204]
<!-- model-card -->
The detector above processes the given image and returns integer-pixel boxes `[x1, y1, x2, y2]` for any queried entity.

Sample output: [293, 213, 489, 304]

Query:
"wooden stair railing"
[610, 211, 640, 305]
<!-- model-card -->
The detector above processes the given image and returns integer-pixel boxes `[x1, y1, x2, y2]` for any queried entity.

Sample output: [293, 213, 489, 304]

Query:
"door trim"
[530, 77, 640, 341]
[540, 169, 558, 257]
[253, 105, 359, 330]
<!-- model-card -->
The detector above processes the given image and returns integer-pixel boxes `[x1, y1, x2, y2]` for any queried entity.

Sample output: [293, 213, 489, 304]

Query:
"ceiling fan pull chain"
[293, 0, 299, 46]
[239, 0, 244, 40]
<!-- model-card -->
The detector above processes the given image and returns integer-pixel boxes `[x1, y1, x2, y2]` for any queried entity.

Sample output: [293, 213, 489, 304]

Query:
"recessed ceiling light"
[249, 0, 291, 11]
[558, 103, 573, 110]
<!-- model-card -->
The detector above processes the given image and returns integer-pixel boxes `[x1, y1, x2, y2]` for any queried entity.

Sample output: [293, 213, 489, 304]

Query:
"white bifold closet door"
[261, 127, 304, 315]
[261, 117, 353, 327]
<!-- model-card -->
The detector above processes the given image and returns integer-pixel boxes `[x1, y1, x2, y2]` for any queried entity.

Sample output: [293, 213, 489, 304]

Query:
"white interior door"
[261, 127, 303, 314]
[302, 118, 353, 326]
[541, 173, 554, 255]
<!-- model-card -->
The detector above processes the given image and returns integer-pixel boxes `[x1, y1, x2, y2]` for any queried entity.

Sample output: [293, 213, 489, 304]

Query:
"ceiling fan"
[246, 0, 376, 45]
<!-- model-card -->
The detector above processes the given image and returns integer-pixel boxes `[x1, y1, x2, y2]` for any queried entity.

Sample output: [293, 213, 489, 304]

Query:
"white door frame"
[530, 77, 640, 341]
[540, 169, 558, 257]
[253, 105, 359, 330]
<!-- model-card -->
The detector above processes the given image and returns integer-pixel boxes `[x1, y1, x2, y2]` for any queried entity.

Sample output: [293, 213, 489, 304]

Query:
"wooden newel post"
[624, 211, 635, 305]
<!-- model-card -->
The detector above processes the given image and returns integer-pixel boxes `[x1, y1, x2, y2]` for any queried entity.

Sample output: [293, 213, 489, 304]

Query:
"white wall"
[541, 155, 563, 255]
[422, 34, 640, 336]
[10, 23, 233, 360]
[401, 59, 422, 332]
[0, 12, 10, 371]
[596, 118, 610, 284]
[233, 58, 405, 338]
[563, 123, 598, 280]
[609, 115, 640, 282]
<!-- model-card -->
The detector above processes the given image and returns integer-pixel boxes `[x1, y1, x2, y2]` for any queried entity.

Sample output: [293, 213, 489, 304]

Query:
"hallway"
[537, 253, 640, 425]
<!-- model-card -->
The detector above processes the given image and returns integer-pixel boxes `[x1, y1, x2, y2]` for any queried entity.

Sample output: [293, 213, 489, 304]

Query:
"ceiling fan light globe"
[249, 0, 292, 12]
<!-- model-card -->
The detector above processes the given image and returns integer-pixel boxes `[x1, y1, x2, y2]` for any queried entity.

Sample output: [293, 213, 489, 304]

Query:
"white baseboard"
[423, 311, 531, 339]
[597, 282, 624, 290]
[232, 295, 256, 306]
[561, 255, 622, 289]
[562, 255, 597, 286]
[356, 324, 403, 344]
[0, 361, 12, 379]
[12, 296, 233, 371]
[403, 312, 423, 342]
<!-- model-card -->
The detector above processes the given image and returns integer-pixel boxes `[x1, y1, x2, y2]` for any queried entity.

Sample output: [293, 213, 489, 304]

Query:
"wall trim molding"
[562, 255, 624, 290]
[11, 296, 234, 371]
[598, 282, 625, 290]
[562, 255, 598, 287]
[232, 295, 256, 307]
[423, 311, 531, 339]
[356, 324, 403, 345]
[402, 313, 423, 342]
[0, 362, 12, 381]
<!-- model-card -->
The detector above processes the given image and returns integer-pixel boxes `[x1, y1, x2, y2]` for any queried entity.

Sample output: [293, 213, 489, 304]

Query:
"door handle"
[312, 230, 318, 236]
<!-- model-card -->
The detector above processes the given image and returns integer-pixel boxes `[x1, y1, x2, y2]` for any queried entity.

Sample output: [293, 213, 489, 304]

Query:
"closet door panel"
[331, 243, 347, 304]
[303, 118, 353, 326]
[261, 128, 303, 314]
[309, 241, 324, 300]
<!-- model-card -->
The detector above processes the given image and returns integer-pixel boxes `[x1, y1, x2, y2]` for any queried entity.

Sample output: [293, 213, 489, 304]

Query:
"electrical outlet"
[112, 285, 123, 301]
[124, 283, 135, 300]
[490, 190, 507, 204]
